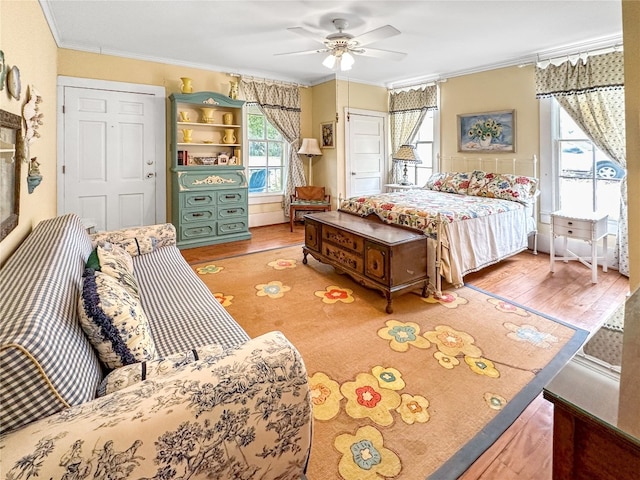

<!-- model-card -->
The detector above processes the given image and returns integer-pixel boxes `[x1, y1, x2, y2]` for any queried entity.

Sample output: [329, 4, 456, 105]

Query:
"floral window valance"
[535, 51, 624, 99]
[389, 85, 438, 113]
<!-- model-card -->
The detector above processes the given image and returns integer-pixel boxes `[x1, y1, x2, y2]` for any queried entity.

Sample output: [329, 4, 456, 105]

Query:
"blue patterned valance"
[535, 51, 624, 99]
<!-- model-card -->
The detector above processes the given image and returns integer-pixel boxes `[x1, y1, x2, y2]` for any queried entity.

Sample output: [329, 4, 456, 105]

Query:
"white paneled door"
[61, 83, 162, 231]
[346, 110, 386, 198]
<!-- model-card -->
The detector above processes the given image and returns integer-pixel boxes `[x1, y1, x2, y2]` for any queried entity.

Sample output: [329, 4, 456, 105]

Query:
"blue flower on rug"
[503, 322, 559, 348]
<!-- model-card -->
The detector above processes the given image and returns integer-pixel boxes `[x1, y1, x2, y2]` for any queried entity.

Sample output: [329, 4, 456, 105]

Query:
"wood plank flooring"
[181, 222, 630, 480]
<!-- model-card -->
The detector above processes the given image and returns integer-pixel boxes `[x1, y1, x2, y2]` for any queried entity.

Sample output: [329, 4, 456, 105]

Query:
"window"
[413, 109, 435, 187]
[247, 105, 286, 195]
[554, 101, 623, 222]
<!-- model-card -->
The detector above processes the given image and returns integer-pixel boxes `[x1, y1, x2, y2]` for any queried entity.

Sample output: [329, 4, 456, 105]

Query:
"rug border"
[427, 284, 589, 480]
[188, 243, 305, 266]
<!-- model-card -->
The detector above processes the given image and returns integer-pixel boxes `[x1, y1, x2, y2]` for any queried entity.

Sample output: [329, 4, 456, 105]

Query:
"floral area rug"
[191, 245, 588, 480]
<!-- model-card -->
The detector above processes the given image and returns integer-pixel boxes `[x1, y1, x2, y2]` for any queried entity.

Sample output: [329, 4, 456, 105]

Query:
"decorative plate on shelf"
[7, 65, 21, 100]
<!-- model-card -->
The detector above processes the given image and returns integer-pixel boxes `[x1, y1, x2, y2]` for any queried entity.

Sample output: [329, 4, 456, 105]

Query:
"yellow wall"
[0, 0, 59, 265]
[440, 65, 539, 160]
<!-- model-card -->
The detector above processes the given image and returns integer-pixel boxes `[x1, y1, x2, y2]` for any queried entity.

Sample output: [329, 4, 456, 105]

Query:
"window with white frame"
[412, 109, 436, 187]
[553, 100, 624, 224]
[246, 105, 286, 195]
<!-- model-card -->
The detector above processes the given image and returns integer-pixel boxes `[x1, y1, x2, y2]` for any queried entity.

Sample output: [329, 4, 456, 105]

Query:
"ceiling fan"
[276, 18, 406, 71]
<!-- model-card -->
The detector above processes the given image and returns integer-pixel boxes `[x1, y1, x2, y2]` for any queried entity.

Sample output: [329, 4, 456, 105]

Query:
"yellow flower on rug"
[434, 351, 460, 369]
[465, 356, 500, 378]
[396, 393, 431, 424]
[213, 292, 233, 307]
[377, 320, 431, 352]
[341, 373, 401, 426]
[371, 366, 405, 391]
[503, 322, 559, 348]
[314, 285, 355, 305]
[255, 280, 291, 299]
[196, 264, 223, 275]
[334, 425, 401, 480]
[424, 325, 482, 358]
[487, 298, 529, 317]
[484, 392, 508, 410]
[309, 372, 343, 421]
[267, 258, 297, 270]
[422, 290, 468, 308]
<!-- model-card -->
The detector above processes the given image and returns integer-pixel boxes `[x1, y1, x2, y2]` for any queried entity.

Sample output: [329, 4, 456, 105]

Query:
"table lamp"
[298, 138, 322, 185]
[393, 144, 422, 185]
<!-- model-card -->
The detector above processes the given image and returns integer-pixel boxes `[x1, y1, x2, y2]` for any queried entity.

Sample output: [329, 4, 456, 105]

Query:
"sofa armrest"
[1, 331, 312, 480]
[90, 223, 177, 251]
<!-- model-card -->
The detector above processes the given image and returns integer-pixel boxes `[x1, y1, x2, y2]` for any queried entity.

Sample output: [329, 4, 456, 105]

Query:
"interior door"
[346, 111, 386, 198]
[62, 86, 158, 231]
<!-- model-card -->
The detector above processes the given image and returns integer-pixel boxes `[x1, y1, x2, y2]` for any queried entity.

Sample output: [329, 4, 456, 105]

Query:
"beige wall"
[310, 79, 336, 197]
[0, 0, 59, 265]
[439, 65, 539, 161]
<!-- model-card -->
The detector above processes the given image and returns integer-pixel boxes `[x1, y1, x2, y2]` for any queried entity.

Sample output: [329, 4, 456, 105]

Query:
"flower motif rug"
[191, 245, 588, 480]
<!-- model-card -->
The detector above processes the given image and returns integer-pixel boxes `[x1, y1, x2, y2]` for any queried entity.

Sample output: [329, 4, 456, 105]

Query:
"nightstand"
[384, 183, 418, 192]
[550, 210, 608, 283]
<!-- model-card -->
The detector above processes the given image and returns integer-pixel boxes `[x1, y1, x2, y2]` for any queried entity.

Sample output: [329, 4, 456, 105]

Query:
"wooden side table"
[549, 210, 608, 283]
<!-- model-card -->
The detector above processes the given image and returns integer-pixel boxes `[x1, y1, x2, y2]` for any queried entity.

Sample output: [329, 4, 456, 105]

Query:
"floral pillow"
[116, 236, 158, 257]
[97, 243, 139, 297]
[467, 171, 539, 204]
[78, 269, 158, 369]
[97, 344, 224, 396]
[424, 172, 472, 195]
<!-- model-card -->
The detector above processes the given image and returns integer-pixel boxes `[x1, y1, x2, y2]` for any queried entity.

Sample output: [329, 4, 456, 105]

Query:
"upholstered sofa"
[0, 214, 311, 479]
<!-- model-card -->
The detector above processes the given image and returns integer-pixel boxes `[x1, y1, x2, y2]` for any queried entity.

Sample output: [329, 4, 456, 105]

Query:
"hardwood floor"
[181, 222, 630, 480]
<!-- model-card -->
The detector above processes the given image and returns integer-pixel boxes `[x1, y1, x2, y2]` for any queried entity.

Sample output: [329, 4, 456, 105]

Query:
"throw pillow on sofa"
[97, 344, 224, 396]
[96, 243, 139, 296]
[78, 269, 158, 369]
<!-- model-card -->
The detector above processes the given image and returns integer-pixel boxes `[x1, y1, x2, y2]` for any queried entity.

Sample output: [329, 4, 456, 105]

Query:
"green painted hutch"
[169, 92, 251, 248]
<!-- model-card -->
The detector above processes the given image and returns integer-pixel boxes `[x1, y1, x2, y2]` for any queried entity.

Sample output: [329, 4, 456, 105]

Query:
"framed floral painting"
[320, 121, 335, 149]
[457, 110, 515, 153]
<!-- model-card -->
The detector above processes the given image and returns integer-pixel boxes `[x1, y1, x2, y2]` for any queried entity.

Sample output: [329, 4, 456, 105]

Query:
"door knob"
[146, 172, 155, 178]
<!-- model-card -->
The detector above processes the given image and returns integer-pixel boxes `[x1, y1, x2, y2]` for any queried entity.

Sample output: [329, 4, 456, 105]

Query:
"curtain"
[535, 51, 628, 276]
[388, 85, 438, 183]
[240, 80, 304, 217]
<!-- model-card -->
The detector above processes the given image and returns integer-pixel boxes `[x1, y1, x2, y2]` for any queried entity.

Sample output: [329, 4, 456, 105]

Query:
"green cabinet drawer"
[180, 223, 216, 241]
[181, 208, 215, 224]
[218, 220, 248, 235]
[181, 192, 215, 208]
[218, 205, 246, 220]
[217, 190, 246, 205]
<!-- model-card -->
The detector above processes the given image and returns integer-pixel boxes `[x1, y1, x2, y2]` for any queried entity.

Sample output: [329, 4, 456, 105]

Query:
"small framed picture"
[229, 156, 238, 165]
[320, 121, 335, 149]
[217, 153, 229, 165]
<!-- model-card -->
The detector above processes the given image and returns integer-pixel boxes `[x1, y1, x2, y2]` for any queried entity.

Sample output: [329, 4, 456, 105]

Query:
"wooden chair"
[289, 186, 331, 231]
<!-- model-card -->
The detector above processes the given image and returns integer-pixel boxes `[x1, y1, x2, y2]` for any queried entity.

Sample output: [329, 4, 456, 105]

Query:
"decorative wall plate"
[7, 65, 21, 100]
[0, 51, 5, 91]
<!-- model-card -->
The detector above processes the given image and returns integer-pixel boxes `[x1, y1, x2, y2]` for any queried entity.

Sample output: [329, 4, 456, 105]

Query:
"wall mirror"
[1, 109, 22, 241]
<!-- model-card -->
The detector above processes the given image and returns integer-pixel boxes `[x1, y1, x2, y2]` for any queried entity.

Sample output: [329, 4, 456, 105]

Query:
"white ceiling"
[40, 0, 623, 87]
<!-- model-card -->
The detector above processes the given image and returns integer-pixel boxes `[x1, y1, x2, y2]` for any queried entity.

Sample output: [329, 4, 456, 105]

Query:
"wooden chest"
[303, 211, 428, 313]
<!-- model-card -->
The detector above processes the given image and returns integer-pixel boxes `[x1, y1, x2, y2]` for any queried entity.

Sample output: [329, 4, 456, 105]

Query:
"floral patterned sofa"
[0, 214, 311, 480]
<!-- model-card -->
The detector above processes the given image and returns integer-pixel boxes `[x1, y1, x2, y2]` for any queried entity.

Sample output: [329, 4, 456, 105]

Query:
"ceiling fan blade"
[274, 48, 329, 57]
[287, 27, 325, 44]
[352, 25, 400, 46]
[355, 48, 406, 61]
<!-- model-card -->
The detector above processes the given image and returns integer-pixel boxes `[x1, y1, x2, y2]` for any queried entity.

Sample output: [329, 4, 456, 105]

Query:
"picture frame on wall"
[457, 110, 516, 153]
[320, 121, 335, 149]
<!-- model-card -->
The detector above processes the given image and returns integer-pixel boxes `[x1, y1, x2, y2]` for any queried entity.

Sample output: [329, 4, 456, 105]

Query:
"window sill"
[248, 193, 283, 205]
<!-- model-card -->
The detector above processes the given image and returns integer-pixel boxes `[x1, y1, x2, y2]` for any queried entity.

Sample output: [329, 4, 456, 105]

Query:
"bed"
[338, 156, 539, 296]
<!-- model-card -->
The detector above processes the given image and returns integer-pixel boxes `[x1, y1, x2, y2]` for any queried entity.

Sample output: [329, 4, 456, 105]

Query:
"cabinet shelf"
[178, 143, 241, 147]
[177, 122, 241, 128]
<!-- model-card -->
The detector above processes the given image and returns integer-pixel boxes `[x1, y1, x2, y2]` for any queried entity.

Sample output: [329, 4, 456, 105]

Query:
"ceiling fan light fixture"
[323, 54, 337, 69]
[341, 51, 355, 70]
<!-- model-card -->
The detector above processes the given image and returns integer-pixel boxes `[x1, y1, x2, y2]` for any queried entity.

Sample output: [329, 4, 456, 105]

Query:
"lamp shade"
[392, 144, 422, 164]
[298, 138, 322, 156]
